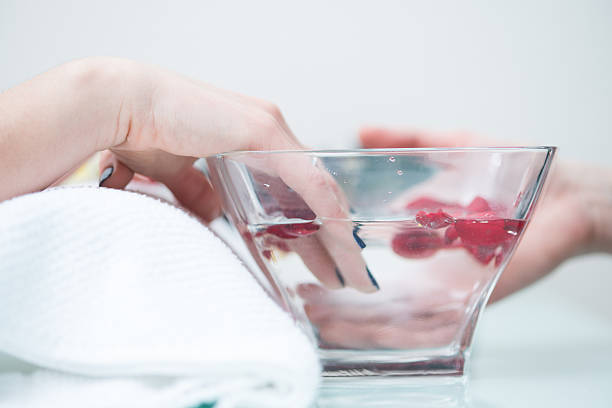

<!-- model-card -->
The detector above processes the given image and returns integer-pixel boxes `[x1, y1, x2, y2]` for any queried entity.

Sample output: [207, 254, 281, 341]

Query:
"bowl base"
[320, 349, 466, 377]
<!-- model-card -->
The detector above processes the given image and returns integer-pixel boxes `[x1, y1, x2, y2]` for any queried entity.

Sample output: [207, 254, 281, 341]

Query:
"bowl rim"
[210, 146, 556, 159]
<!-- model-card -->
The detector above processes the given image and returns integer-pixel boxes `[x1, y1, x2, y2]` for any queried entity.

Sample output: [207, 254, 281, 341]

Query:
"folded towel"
[0, 187, 319, 408]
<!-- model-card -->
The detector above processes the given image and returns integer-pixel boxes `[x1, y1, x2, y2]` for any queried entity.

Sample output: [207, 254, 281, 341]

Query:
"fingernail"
[334, 268, 345, 287]
[99, 166, 113, 187]
[353, 226, 366, 249]
[366, 266, 379, 290]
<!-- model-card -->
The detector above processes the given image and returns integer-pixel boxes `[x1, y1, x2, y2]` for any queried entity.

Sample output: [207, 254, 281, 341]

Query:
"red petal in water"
[264, 225, 294, 239]
[464, 244, 497, 265]
[455, 218, 525, 265]
[444, 225, 459, 245]
[282, 208, 317, 220]
[502, 219, 525, 236]
[400, 196, 525, 266]
[416, 210, 454, 229]
[266, 222, 320, 239]
[494, 251, 504, 267]
[392, 229, 444, 258]
[405, 197, 465, 217]
[241, 230, 254, 241]
[466, 196, 492, 213]
[454, 219, 514, 246]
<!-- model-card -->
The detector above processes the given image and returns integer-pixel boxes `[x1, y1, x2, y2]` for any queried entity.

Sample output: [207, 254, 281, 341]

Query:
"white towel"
[0, 187, 320, 408]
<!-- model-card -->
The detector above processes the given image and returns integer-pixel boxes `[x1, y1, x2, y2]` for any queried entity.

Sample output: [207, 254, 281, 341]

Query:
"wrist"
[61, 57, 145, 151]
[561, 161, 612, 254]
[588, 166, 612, 253]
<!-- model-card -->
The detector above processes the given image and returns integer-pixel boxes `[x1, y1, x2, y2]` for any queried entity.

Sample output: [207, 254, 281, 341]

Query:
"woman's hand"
[0, 57, 299, 218]
[96, 58, 306, 222]
[360, 127, 612, 301]
[0, 58, 378, 293]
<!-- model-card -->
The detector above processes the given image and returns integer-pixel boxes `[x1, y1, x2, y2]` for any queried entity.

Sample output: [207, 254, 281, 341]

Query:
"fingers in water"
[317, 319, 458, 349]
[315, 219, 378, 293]
[287, 236, 345, 290]
[352, 226, 366, 249]
[272, 155, 378, 293]
[299, 284, 461, 349]
[366, 266, 379, 290]
[335, 268, 345, 287]
[249, 159, 377, 293]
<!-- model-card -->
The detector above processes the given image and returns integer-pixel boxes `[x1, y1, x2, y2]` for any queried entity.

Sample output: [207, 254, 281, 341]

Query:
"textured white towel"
[0, 187, 320, 408]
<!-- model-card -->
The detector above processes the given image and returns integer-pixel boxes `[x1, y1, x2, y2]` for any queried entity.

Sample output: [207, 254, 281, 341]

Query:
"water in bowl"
[246, 205, 524, 376]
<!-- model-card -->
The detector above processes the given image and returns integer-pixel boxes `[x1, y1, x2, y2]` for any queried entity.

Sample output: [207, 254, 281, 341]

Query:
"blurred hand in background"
[360, 127, 612, 301]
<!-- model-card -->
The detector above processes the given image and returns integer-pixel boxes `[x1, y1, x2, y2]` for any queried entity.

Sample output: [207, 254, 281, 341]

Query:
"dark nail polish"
[353, 226, 366, 249]
[335, 268, 345, 287]
[99, 166, 113, 187]
[366, 266, 379, 290]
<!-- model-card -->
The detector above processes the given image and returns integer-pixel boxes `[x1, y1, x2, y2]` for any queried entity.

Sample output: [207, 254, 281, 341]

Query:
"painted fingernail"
[99, 166, 113, 187]
[334, 268, 345, 287]
[366, 266, 379, 290]
[353, 226, 366, 249]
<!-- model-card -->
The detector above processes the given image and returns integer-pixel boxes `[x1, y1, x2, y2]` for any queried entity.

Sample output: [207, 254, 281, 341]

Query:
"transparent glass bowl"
[206, 147, 555, 377]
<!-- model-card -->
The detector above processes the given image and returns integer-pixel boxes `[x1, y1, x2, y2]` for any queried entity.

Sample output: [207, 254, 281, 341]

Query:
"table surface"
[2, 277, 610, 407]
[315, 279, 612, 407]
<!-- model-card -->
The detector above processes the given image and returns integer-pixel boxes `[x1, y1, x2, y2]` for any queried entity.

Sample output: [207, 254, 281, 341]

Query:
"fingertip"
[99, 166, 113, 186]
[366, 266, 380, 291]
[359, 126, 423, 149]
[358, 126, 385, 148]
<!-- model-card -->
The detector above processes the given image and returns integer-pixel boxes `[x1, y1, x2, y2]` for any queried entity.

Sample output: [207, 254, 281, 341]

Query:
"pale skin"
[0, 57, 374, 293]
[1, 58, 610, 305]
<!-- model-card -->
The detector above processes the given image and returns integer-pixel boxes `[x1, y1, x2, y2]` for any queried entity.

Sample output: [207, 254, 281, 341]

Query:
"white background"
[1, 1, 611, 405]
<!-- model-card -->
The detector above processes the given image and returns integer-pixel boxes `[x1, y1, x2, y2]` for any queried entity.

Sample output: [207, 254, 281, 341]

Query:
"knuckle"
[253, 111, 287, 144]
[248, 99, 299, 150]
[259, 101, 283, 120]
[256, 113, 283, 137]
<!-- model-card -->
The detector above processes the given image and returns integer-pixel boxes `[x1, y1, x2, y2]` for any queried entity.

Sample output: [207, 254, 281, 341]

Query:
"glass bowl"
[206, 147, 555, 378]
